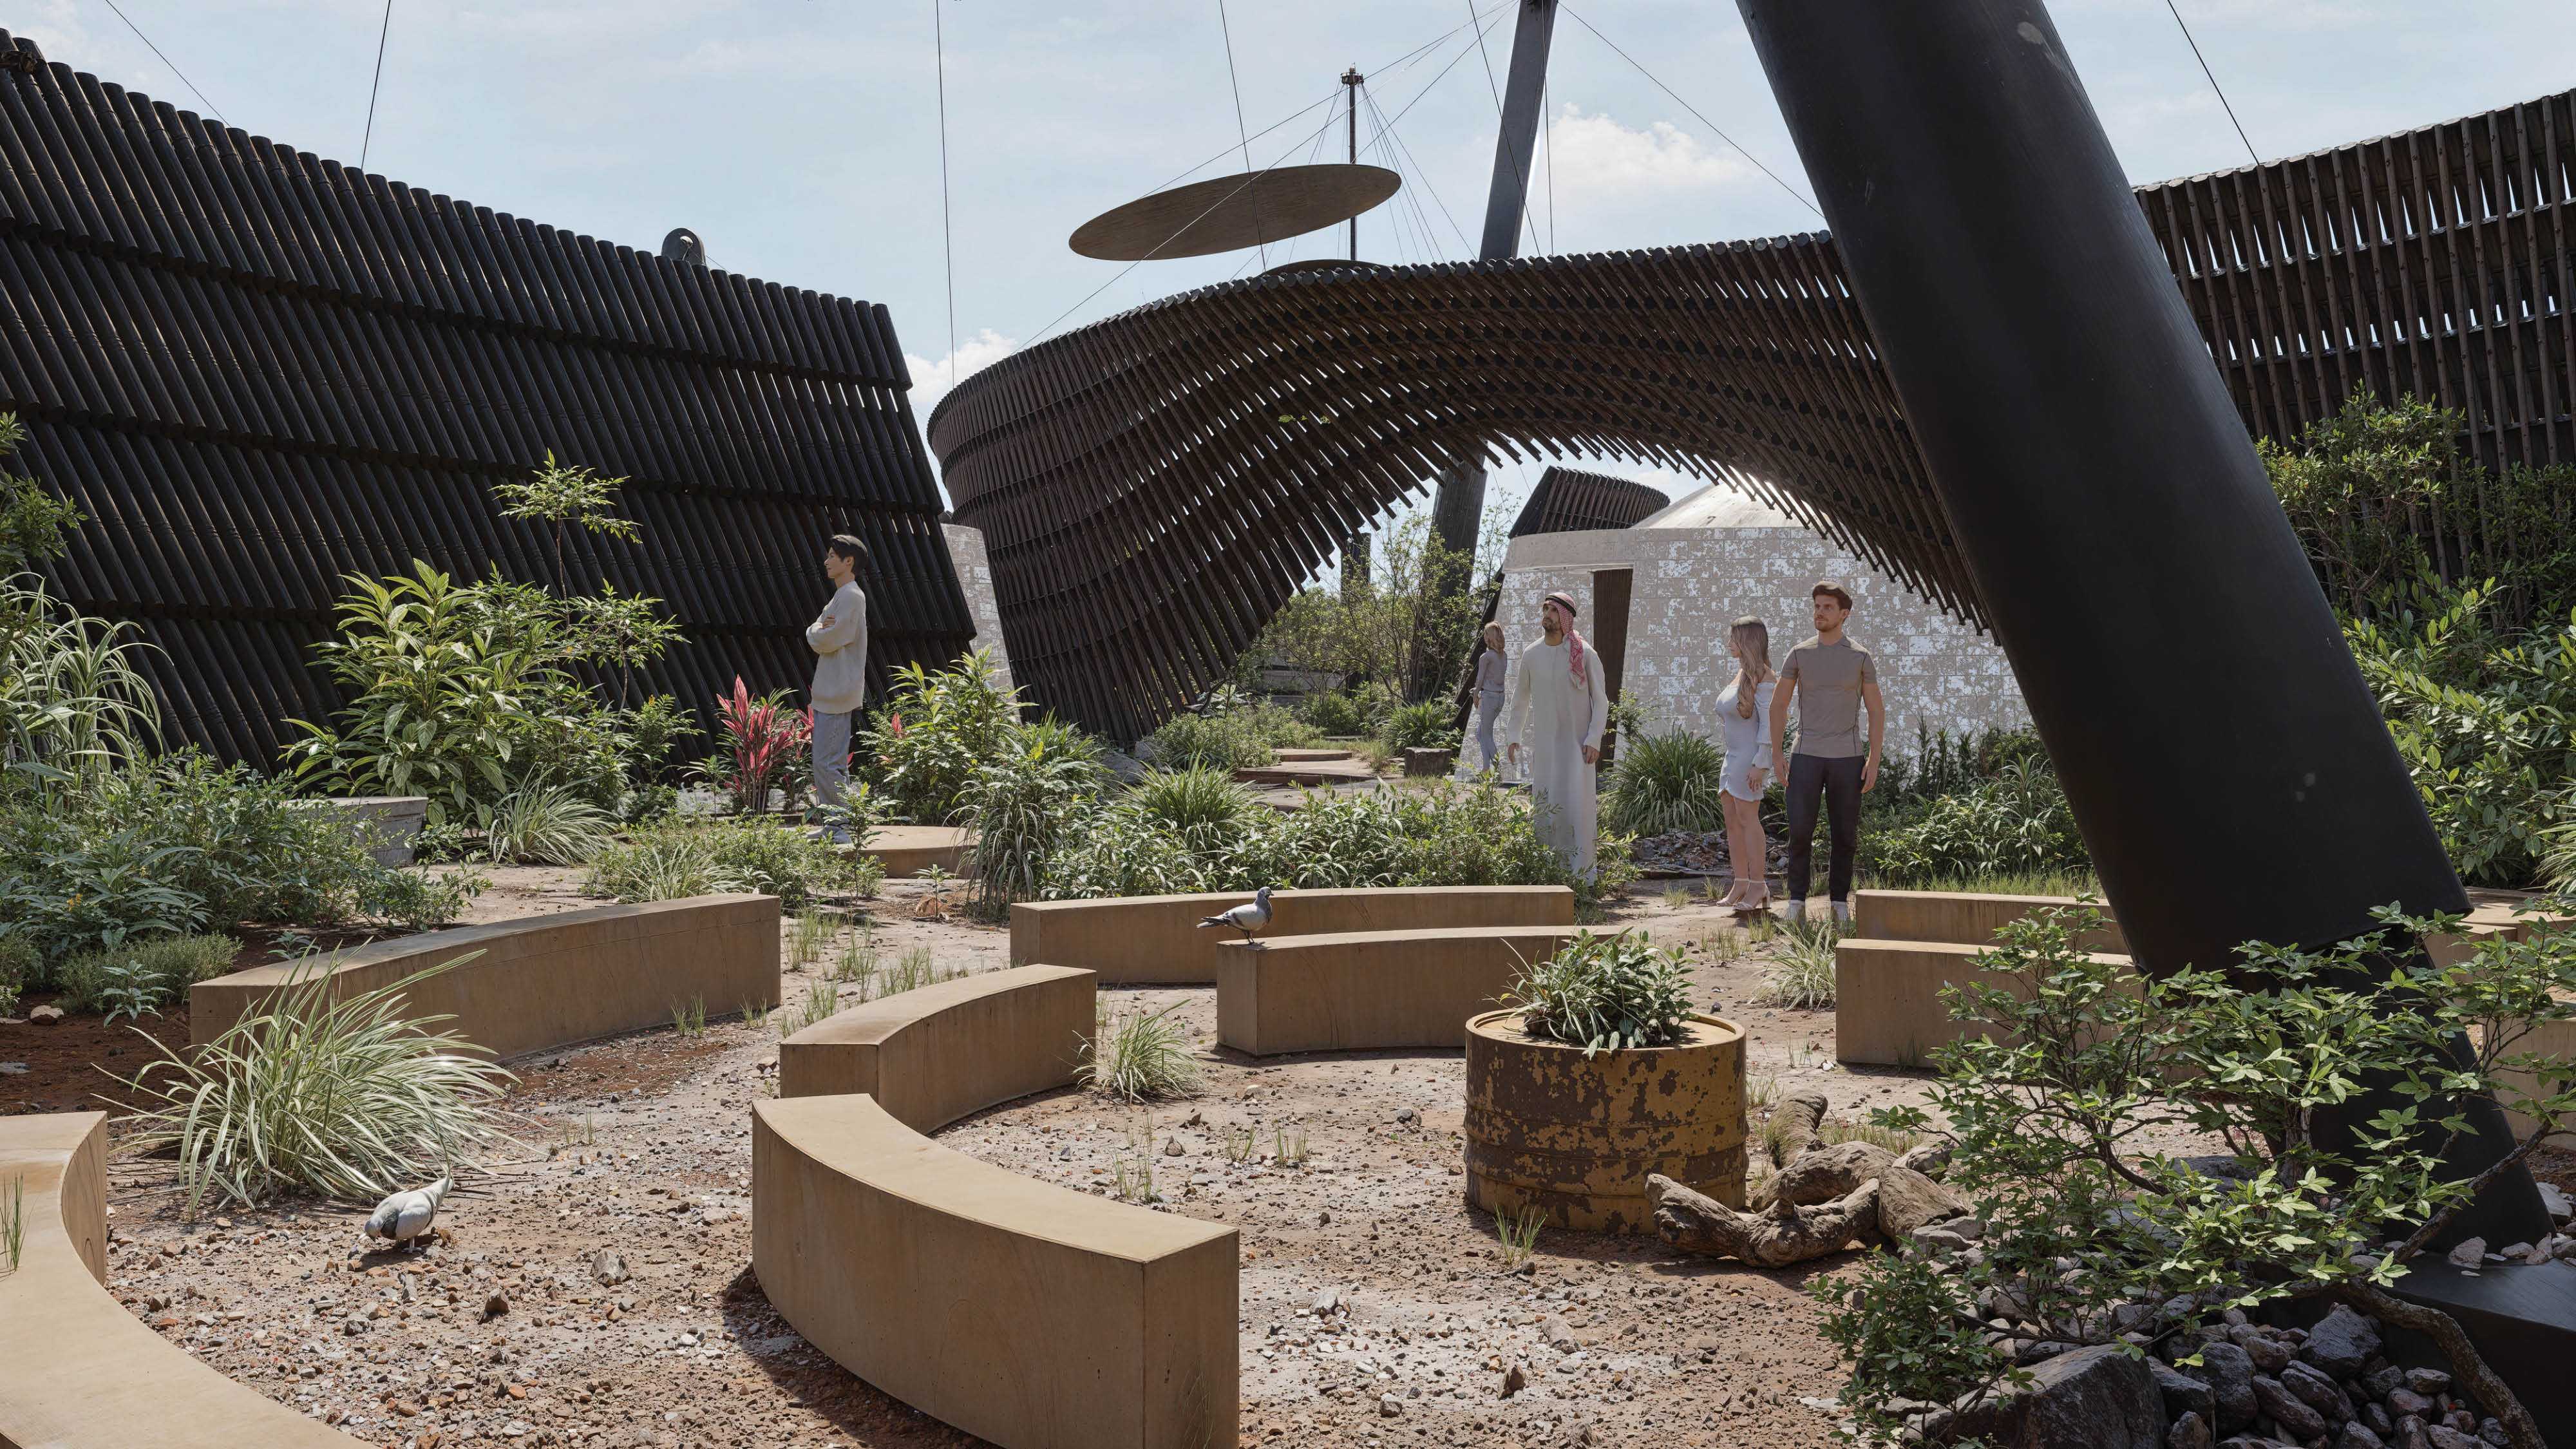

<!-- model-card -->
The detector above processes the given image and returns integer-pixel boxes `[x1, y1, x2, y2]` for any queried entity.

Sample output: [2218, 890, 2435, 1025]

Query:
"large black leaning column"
[1733, 0, 2568, 1419]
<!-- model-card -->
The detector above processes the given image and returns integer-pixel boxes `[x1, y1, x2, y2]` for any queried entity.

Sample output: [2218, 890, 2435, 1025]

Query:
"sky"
[15, 0, 2576, 556]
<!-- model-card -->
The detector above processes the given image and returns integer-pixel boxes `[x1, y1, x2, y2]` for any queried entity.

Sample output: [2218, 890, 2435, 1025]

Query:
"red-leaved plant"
[714, 677, 810, 814]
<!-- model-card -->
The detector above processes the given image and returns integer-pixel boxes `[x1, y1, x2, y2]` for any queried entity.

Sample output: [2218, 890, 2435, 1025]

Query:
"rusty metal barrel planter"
[1462, 1009, 1747, 1234]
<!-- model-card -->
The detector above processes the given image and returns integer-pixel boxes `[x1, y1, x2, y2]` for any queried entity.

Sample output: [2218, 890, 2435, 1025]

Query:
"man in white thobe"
[1506, 591, 1610, 880]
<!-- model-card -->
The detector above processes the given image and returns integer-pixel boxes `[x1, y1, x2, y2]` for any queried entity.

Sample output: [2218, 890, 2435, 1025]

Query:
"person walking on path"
[1507, 591, 1610, 879]
[806, 534, 869, 842]
[1714, 616, 1778, 911]
[1472, 621, 1509, 775]
[1765, 582, 1882, 924]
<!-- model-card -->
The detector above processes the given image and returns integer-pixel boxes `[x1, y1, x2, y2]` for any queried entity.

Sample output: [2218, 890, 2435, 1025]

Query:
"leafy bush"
[860, 649, 1021, 823]
[958, 717, 1112, 918]
[1141, 710, 1273, 770]
[1868, 759, 2088, 887]
[1129, 766, 1259, 846]
[0, 413, 83, 575]
[353, 866, 484, 934]
[477, 781, 618, 865]
[696, 676, 810, 815]
[1506, 929, 1694, 1057]
[1602, 728, 1728, 835]
[120, 956, 518, 1215]
[1381, 699, 1460, 753]
[1817, 901, 2576, 1448]
[1299, 690, 1366, 736]
[0, 821, 204, 971]
[585, 828, 725, 904]
[57, 934, 240, 1016]
[0, 934, 34, 1016]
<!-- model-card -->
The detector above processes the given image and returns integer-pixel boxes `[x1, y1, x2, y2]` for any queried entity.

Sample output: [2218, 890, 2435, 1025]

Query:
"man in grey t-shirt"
[1765, 580, 1883, 924]
[805, 534, 869, 842]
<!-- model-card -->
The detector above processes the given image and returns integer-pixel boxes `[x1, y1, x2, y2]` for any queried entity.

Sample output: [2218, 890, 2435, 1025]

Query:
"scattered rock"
[2228, 1325, 2292, 1374]
[2402, 1368, 2450, 1396]
[2387, 1388, 2436, 1419]
[26, 1005, 62, 1025]
[2338, 1423, 2388, 1449]
[1394, 1108, 1418, 1126]
[1927, 1343, 2164, 1449]
[2425, 1426, 2482, 1449]
[2195, 1341, 2257, 1434]
[1309, 1289, 1341, 1316]
[2299, 1305, 2380, 1379]
[1378, 1394, 1403, 1417]
[1894, 1141, 1953, 1180]
[2252, 1374, 2327, 1440]
[1501, 1363, 1528, 1398]
[591, 1250, 629, 1287]
[2445, 1236, 2486, 1270]
[2539, 1182, 2571, 1224]
[482, 1293, 509, 1320]
[1911, 1224, 1976, 1256]
[2149, 1358, 2213, 1422]
[1160, 1137, 1184, 1157]
[2280, 1360, 2353, 1425]
[2167, 1409, 2213, 1449]
[1542, 1316, 1577, 1354]
[0, 1062, 26, 1074]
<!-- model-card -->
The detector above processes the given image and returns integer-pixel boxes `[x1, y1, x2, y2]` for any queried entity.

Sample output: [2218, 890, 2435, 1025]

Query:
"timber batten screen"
[933, 89, 2576, 743]
[0, 33, 972, 764]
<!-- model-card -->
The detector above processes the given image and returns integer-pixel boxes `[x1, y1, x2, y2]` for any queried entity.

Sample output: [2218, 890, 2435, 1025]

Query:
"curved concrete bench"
[777, 965, 1095, 1130]
[1853, 889, 2128, 954]
[1215, 926, 1575, 1056]
[863, 824, 971, 878]
[191, 893, 779, 1060]
[1012, 885, 1577, 984]
[753, 1094, 1236, 1449]
[1835, 937, 2137, 1066]
[0, 1112, 360, 1446]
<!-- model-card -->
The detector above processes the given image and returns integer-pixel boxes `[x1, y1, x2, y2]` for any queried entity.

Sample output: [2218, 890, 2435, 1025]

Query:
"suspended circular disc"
[1070, 164, 1403, 261]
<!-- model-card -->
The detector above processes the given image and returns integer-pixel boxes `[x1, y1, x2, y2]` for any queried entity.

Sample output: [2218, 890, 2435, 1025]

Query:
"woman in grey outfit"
[1472, 621, 1508, 775]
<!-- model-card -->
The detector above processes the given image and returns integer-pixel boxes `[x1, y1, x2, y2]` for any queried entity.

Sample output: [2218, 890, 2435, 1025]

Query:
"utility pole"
[1426, 0, 1557, 576]
[1340, 66, 1371, 601]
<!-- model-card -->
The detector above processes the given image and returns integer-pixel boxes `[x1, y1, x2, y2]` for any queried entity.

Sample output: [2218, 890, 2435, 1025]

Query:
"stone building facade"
[1488, 487, 2027, 766]
[942, 522, 1017, 696]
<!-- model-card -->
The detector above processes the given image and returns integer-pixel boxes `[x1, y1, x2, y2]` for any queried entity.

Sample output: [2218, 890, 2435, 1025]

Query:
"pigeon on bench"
[365, 1175, 451, 1251]
[1198, 884, 1276, 945]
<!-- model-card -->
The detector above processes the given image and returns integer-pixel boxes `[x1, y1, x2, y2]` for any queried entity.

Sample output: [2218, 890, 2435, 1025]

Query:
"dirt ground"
[28, 870, 2541, 1449]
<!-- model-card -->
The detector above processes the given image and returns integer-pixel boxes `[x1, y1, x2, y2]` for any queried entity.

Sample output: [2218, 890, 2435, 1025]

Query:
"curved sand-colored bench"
[777, 964, 1094, 1129]
[862, 824, 971, 878]
[1215, 925, 1575, 1056]
[191, 893, 779, 1059]
[754, 1094, 1236, 1449]
[1012, 884, 1576, 985]
[0, 1112, 361, 1447]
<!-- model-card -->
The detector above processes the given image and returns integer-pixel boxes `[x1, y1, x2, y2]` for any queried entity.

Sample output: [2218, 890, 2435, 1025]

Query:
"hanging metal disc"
[1070, 164, 1403, 261]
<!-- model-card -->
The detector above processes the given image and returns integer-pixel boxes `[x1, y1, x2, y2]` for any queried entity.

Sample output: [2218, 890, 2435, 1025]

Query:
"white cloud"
[1542, 104, 1750, 207]
[905, 328, 1019, 421]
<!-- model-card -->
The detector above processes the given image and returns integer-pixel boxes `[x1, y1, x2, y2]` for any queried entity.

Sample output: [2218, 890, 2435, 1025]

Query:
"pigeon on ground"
[365, 1176, 451, 1250]
[1198, 884, 1276, 945]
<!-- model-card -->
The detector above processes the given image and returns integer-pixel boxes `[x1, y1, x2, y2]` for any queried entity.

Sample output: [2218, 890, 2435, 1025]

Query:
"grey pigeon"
[1197, 884, 1275, 944]
[365, 1176, 451, 1249]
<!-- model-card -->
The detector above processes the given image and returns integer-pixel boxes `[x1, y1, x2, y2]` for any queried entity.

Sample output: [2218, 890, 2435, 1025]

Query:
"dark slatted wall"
[934, 89, 2576, 743]
[1510, 468, 1672, 538]
[0, 33, 972, 764]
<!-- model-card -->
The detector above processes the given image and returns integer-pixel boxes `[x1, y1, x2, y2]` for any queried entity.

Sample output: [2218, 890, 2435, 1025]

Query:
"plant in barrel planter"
[1464, 930, 1747, 1233]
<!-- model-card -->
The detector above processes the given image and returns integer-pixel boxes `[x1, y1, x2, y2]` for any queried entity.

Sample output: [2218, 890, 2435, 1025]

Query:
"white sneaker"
[1830, 900, 1854, 926]
[1783, 899, 1807, 924]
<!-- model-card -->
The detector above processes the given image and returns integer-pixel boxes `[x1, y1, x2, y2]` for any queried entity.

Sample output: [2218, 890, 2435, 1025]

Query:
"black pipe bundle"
[0, 32, 972, 765]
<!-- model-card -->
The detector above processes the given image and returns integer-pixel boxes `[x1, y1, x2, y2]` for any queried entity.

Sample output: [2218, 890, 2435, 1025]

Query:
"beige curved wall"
[191, 894, 780, 1060]
[753, 1094, 1236, 1449]
[1012, 885, 1576, 984]
[1217, 926, 1574, 1056]
[777, 965, 1094, 1130]
[0, 1112, 361, 1447]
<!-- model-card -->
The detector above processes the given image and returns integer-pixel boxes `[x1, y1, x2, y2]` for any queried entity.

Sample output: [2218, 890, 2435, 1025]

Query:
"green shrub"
[57, 934, 241, 1015]
[1601, 728, 1728, 835]
[1868, 759, 2088, 887]
[119, 956, 518, 1214]
[0, 819, 205, 973]
[1141, 710, 1273, 770]
[354, 866, 485, 934]
[0, 934, 32, 1016]
[586, 828, 723, 904]
[1381, 700, 1460, 753]
[1757, 918, 1839, 1009]
[1077, 1003, 1203, 1103]
[1506, 929, 1694, 1056]
[1300, 690, 1366, 736]
[1129, 766, 1258, 845]
[958, 717, 1112, 918]
[858, 649, 1021, 823]
[586, 820, 853, 910]
[477, 781, 618, 865]
[0, 576, 160, 795]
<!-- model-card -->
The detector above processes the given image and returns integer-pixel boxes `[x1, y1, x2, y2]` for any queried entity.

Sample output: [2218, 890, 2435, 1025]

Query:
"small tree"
[1818, 900, 2576, 1449]
[0, 414, 83, 576]
[491, 450, 641, 594]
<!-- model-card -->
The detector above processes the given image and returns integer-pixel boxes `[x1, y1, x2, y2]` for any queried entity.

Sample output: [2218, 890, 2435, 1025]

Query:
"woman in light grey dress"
[1714, 617, 1777, 910]
[1472, 621, 1508, 774]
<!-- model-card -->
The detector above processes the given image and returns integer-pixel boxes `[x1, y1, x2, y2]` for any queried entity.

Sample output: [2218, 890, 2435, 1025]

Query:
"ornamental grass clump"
[1601, 728, 1729, 835]
[118, 955, 517, 1215]
[1505, 929, 1694, 1057]
[477, 781, 618, 866]
[1077, 1003, 1202, 1103]
[1757, 918, 1841, 1009]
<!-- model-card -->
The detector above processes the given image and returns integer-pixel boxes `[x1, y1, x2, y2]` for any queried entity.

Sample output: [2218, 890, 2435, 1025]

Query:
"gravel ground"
[76, 875, 1974, 1449]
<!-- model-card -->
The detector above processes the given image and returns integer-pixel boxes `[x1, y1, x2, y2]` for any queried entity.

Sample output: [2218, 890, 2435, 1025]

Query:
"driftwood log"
[1770, 1091, 1828, 1166]
[1647, 1173, 1880, 1266]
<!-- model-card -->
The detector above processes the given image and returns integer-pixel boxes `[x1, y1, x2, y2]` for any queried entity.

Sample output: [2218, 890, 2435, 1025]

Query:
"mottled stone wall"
[1494, 528, 2027, 759]
[941, 523, 1017, 695]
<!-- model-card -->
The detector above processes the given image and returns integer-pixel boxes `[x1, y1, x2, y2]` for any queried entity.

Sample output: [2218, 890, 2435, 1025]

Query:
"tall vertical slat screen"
[0, 34, 972, 764]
